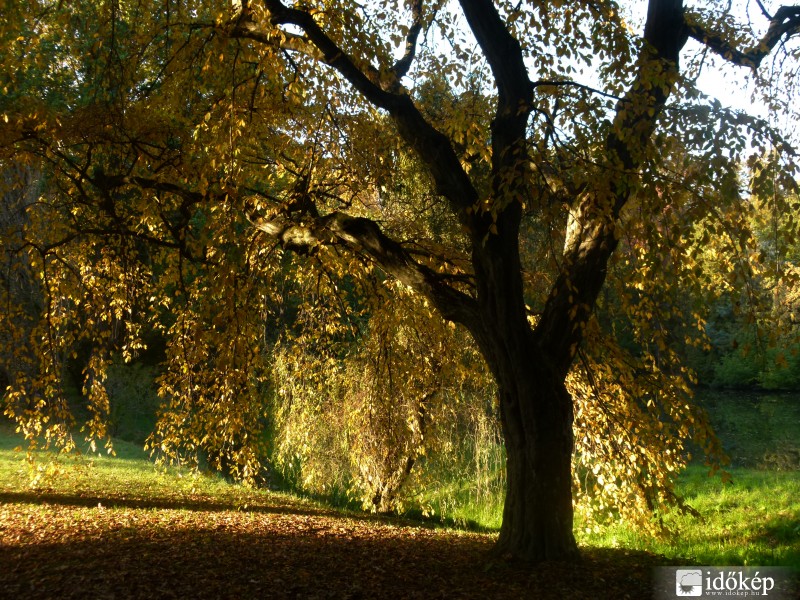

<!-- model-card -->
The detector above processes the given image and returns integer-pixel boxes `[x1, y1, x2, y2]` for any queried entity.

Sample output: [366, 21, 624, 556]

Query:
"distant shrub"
[759, 346, 800, 390]
[713, 348, 762, 389]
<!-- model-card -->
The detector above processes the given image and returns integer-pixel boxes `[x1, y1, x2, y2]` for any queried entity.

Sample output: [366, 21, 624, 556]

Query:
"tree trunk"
[469, 222, 579, 562]
[488, 345, 579, 562]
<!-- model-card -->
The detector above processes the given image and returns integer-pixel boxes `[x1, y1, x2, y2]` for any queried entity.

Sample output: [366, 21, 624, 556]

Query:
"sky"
[621, 0, 792, 121]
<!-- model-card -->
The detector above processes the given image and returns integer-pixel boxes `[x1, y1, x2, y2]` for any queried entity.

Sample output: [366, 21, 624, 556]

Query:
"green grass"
[2, 390, 798, 569]
[410, 472, 505, 531]
[408, 392, 800, 567]
[576, 466, 800, 567]
[0, 420, 263, 510]
[417, 460, 800, 567]
[4, 425, 795, 569]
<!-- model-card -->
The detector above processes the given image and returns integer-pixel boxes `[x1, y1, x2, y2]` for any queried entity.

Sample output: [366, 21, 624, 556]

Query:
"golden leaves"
[568, 312, 726, 537]
[267, 280, 493, 513]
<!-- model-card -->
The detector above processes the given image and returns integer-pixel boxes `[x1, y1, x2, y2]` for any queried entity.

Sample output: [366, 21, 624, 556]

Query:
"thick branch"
[252, 211, 481, 328]
[446, 0, 538, 385]
[754, 0, 773, 20]
[534, 0, 688, 373]
[458, 0, 531, 110]
[246, 1, 397, 107]
[230, 1, 479, 222]
[457, 0, 533, 218]
[686, 4, 800, 69]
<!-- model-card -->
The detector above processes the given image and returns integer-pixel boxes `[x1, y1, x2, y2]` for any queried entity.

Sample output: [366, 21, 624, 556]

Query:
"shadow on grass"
[744, 515, 800, 566]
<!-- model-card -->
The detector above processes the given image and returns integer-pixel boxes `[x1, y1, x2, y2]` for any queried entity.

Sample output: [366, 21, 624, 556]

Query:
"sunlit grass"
[410, 477, 505, 531]
[0, 422, 258, 509]
[415, 393, 800, 567]
[576, 466, 800, 567]
[417, 459, 799, 567]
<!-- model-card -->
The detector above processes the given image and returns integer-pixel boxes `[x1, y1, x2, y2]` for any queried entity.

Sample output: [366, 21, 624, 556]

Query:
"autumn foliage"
[1, 0, 799, 561]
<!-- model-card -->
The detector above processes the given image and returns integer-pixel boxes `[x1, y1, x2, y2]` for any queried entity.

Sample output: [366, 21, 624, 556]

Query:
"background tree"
[699, 157, 800, 390]
[1, 0, 799, 563]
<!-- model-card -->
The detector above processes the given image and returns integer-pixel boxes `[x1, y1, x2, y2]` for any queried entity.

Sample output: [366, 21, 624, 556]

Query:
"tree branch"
[91, 172, 204, 204]
[686, 4, 800, 69]
[390, 0, 424, 81]
[457, 0, 533, 226]
[256, 0, 395, 106]
[532, 79, 623, 102]
[534, 0, 689, 373]
[458, 0, 531, 110]
[228, 0, 479, 223]
[251, 210, 481, 327]
[754, 0, 773, 20]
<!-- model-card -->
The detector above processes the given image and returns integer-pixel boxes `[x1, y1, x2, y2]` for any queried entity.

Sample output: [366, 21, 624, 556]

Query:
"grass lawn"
[0, 422, 681, 599]
[422, 392, 800, 569]
[1, 389, 798, 598]
[580, 391, 800, 569]
[576, 466, 800, 567]
[422, 461, 800, 569]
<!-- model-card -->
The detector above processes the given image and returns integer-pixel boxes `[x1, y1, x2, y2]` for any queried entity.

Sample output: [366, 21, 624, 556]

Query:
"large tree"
[1, 0, 799, 562]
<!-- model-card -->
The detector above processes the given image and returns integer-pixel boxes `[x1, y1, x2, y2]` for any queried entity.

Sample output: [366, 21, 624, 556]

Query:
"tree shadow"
[743, 513, 800, 566]
[0, 486, 506, 537]
[0, 489, 379, 522]
[0, 486, 692, 599]
[0, 521, 677, 600]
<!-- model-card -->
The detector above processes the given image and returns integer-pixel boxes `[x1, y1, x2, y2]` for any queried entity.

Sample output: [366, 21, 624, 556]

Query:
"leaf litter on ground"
[0, 484, 685, 599]
[0, 435, 684, 599]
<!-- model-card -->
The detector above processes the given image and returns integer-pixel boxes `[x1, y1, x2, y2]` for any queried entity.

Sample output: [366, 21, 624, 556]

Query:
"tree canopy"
[1, 0, 799, 562]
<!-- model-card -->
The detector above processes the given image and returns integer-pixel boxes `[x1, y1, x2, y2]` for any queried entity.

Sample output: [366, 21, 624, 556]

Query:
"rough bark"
[476, 319, 579, 561]
[495, 362, 577, 560]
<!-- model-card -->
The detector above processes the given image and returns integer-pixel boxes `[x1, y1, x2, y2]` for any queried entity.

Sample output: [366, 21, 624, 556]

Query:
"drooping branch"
[241, 1, 396, 107]
[251, 210, 481, 328]
[82, 173, 211, 263]
[532, 79, 624, 102]
[686, 4, 800, 69]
